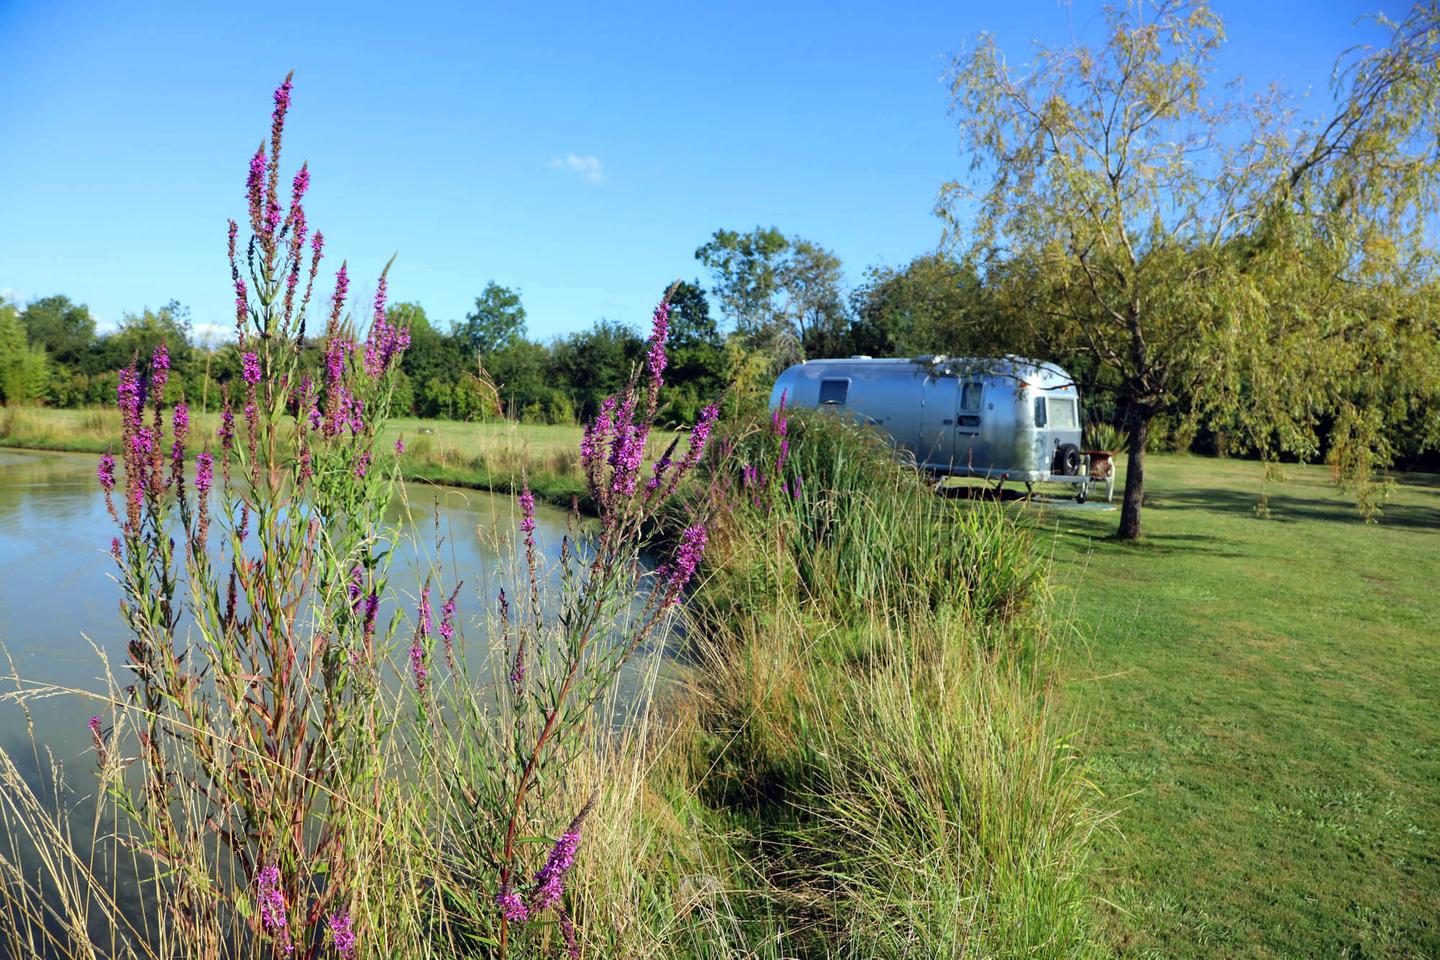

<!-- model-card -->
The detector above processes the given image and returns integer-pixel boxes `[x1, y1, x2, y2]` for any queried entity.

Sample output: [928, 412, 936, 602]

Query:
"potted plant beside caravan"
[770, 355, 1113, 501]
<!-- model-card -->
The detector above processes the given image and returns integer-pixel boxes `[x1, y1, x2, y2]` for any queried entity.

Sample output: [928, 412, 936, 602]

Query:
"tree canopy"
[943, 0, 1440, 538]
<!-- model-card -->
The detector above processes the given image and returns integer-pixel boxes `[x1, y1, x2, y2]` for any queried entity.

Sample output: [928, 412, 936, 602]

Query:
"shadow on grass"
[1157, 486, 1440, 531]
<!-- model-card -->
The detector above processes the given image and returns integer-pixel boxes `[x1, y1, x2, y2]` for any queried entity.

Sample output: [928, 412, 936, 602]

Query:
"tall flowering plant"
[415, 296, 721, 957]
[98, 74, 411, 957]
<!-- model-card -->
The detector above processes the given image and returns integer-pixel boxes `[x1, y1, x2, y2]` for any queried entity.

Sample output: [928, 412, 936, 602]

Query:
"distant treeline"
[0, 230, 1004, 428]
[3, 227, 1436, 470]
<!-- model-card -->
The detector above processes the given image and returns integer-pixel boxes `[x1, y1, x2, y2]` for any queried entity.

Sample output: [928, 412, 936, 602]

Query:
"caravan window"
[818, 378, 849, 405]
[1033, 396, 1047, 427]
[1045, 397, 1077, 430]
[960, 382, 982, 412]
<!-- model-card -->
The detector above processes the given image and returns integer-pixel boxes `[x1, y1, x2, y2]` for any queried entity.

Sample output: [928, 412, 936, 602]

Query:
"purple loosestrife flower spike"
[496, 887, 528, 923]
[680, 403, 719, 473]
[242, 352, 261, 385]
[776, 438, 789, 476]
[354, 452, 371, 479]
[530, 830, 580, 911]
[561, 911, 580, 959]
[646, 298, 670, 407]
[519, 485, 536, 545]
[97, 453, 116, 492]
[117, 368, 144, 424]
[409, 640, 427, 694]
[348, 566, 364, 611]
[329, 263, 349, 329]
[195, 452, 214, 494]
[530, 797, 596, 912]
[246, 145, 266, 232]
[664, 525, 708, 606]
[218, 406, 235, 451]
[151, 343, 169, 394]
[327, 912, 357, 959]
[395, 435, 405, 455]
[291, 162, 310, 205]
[255, 866, 288, 934]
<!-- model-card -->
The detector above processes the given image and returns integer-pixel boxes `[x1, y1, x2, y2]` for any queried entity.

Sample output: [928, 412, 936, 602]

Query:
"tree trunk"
[1117, 409, 1151, 540]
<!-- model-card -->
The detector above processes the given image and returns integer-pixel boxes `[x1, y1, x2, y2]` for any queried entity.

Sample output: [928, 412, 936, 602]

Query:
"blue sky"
[0, 0, 1406, 342]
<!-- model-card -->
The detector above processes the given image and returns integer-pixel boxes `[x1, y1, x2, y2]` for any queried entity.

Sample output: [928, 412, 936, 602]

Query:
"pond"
[0, 447, 672, 785]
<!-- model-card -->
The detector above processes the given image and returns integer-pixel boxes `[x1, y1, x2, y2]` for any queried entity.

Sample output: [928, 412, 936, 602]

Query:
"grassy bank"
[0, 405, 683, 506]
[678, 411, 1102, 957]
[1034, 454, 1440, 957]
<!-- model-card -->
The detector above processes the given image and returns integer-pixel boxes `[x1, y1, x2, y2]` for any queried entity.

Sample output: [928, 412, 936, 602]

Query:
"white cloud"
[548, 153, 606, 184]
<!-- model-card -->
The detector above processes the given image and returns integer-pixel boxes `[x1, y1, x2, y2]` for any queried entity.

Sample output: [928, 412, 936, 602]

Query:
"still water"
[0, 447, 679, 951]
[0, 447, 667, 778]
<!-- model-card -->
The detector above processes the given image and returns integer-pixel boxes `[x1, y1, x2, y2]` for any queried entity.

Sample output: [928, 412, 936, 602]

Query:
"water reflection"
[0, 448, 666, 773]
[0, 448, 677, 954]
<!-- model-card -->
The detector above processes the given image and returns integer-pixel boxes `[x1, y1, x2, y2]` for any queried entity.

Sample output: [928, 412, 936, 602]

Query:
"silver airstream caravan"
[770, 356, 1109, 500]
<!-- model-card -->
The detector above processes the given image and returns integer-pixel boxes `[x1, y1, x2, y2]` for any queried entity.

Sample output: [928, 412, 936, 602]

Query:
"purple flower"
[409, 640, 427, 694]
[330, 263, 350, 324]
[394, 435, 406, 455]
[327, 911, 356, 959]
[218, 406, 235, 451]
[560, 911, 580, 959]
[519, 485, 536, 540]
[234, 277, 249, 325]
[496, 886, 528, 923]
[324, 337, 350, 386]
[646, 299, 670, 401]
[273, 76, 293, 117]
[439, 597, 455, 644]
[130, 426, 156, 459]
[117, 368, 145, 423]
[418, 586, 432, 638]
[606, 395, 647, 497]
[776, 438, 789, 475]
[291, 162, 310, 205]
[663, 525, 707, 606]
[255, 865, 287, 933]
[172, 402, 189, 437]
[195, 452, 214, 494]
[97, 453, 116, 492]
[354, 452, 371, 479]
[348, 566, 364, 610]
[242, 352, 261, 385]
[681, 403, 719, 472]
[531, 831, 581, 911]
[580, 396, 616, 478]
[362, 593, 379, 642]
[246, 146, 266, 227]
[791, 474, 803, 499]
[151, 343, 170, 393]
[88, 715, 102, 736]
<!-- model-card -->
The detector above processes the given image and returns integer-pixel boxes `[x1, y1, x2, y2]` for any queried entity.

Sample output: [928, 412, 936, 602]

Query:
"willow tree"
[943, 0, 1440, 538]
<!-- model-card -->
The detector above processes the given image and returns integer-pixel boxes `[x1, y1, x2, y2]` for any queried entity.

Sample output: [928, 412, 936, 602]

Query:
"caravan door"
[918, 375, 958, 470]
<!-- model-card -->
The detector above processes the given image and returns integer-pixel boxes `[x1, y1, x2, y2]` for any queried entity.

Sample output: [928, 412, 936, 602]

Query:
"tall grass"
[683, 408, 1102, 958]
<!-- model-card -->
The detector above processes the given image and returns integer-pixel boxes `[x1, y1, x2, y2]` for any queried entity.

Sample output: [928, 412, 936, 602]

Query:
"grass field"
[1030, 454, 1440, 958]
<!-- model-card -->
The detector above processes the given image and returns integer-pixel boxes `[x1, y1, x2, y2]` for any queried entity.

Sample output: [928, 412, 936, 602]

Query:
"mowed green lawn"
[1030, 454, 1440, 958]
